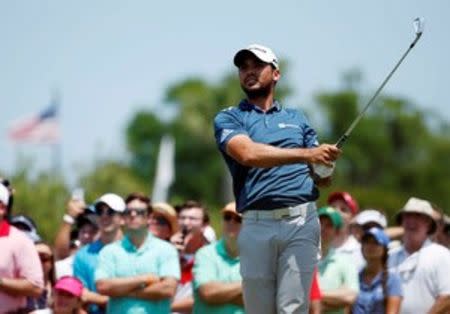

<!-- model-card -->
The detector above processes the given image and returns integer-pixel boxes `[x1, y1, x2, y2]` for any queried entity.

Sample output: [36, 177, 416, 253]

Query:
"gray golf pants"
[238, 203, 320, 314]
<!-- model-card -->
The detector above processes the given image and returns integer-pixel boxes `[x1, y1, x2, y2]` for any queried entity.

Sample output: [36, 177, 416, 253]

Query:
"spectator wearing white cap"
[214, 43, 341, 314]
[389, 197, 450, 314]
[0, 182, 44, 313]
[73, 192, 126, 314]
[352, 209, 387, 242]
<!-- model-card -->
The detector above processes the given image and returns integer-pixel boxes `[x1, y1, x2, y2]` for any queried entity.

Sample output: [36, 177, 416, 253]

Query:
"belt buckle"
[278, 208, 291, 219]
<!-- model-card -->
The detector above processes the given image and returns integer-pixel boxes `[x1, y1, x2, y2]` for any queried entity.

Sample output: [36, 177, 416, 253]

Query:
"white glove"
[312, 162, 335, 178]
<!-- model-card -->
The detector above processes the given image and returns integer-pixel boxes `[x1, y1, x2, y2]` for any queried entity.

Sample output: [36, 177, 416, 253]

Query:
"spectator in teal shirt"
[95, 193, 180, 314]
[318, 206, 359, 314]
[193, 202, 244, 314]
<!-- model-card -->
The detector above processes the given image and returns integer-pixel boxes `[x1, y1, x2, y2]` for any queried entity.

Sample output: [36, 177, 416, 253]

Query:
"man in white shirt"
[389, 197, 450, 314]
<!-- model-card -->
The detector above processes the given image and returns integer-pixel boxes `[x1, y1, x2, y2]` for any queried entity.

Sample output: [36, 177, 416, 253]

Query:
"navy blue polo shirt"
[214, 99, 319, 212]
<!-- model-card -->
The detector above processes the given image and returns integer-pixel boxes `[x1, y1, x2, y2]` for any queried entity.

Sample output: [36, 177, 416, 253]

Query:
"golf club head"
[413, 17, 425, 36]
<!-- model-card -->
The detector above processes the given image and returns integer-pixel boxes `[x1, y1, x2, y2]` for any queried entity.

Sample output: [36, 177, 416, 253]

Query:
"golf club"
[313, 17, 425, 178]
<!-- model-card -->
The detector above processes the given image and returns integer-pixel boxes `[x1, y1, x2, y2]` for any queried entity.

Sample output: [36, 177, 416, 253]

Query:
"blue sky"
[1, 1, 449, 185]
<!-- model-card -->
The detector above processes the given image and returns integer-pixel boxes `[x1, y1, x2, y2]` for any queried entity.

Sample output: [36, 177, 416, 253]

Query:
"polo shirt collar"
[88, 239, 105, 253]
[122, 232, 153, 254]
[238, 99, 282, 113]
[216, 238, 239, 262]
[0, 219, 10, 237]
[359, 270, 382, 290]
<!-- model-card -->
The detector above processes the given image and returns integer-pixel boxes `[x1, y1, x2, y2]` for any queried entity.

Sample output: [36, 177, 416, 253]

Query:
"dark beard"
[241, 83, 271, 100]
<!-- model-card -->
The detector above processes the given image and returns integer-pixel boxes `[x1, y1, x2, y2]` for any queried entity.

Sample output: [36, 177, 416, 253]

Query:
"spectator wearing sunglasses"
[0, 182, 44, 313]
[193, 202, 244, 314]
[95, 192, 180, 314]
[149, 202, 178, 242]
[389, 197, 450, 314]
[73, 193, 125, 314]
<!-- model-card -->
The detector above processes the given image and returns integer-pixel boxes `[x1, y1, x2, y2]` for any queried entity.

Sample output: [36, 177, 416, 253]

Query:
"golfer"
[214, 44, 341, 314]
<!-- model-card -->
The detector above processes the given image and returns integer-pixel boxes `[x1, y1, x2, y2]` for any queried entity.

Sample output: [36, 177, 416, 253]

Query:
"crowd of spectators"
[1, 177, 449, 313]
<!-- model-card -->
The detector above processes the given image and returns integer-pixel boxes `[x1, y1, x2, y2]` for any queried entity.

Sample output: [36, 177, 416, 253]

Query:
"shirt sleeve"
[192, 246, 216, 290]
[15, 232, 44, 288]
[214, 109, 248, 153]
[434, 248, 450, 295]
[387, 272, 403, 297]
[299, 111, 319, 148]
[94, 245, 115, 282]
[158, 244, 181, 280]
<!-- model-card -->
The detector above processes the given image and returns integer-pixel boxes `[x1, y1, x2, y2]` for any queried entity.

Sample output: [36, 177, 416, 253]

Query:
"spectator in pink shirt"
[0, 181, 44, 313]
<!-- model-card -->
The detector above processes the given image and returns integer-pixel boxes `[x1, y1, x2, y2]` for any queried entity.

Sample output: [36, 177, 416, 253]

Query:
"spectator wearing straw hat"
[149, 202, 178, 242]
[389, 197, 450, 314]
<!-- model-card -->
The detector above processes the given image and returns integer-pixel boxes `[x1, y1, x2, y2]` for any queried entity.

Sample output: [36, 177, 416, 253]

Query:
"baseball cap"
[0, 183, 9, 206]
[354, 209, 387, 228]
[151, 202, 178, 236]
[91, 193, 126, 213]
[327, 191, 359, 215]
[318, 206, 343, 229]
[54, 276, 83, 298]
[363, 227, 390, 248]
[234, 44, 279, 70]
[396, 197, 437, 234]
[76, 214, 98, 229]
[10, 214, 42, 243]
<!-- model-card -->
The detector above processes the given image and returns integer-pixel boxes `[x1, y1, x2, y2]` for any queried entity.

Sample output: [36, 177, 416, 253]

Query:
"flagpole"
[51, 90, 62, 176]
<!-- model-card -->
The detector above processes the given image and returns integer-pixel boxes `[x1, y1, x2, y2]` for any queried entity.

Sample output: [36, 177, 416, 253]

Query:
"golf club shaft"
[335, 33, 422, 148]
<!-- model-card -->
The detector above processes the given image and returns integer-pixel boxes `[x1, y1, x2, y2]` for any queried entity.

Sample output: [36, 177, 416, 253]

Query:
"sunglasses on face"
[123, 207, 148, 217]
[223, 213, 242, 224]
[95, 207, 116, 217]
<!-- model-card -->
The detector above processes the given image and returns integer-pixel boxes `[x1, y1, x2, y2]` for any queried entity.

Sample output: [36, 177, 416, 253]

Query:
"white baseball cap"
[0, 183, 9, 206]
[93, 193, 126, 213]
[234, 44, 279, 69]
[396, 197, 437, 234]
[354, 209, 387, 228]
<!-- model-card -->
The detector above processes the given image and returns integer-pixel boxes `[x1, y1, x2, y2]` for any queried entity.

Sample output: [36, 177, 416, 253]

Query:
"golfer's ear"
[273, 69, 281, 82]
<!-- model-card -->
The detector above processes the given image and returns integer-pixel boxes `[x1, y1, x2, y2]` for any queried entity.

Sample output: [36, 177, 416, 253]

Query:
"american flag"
[8, 104, 60, 143]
